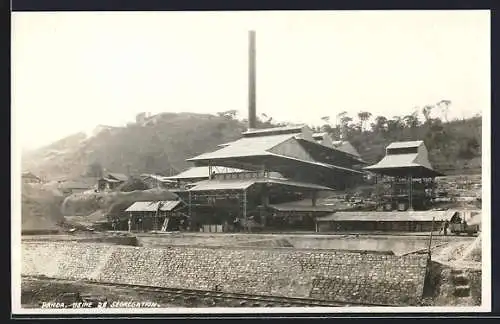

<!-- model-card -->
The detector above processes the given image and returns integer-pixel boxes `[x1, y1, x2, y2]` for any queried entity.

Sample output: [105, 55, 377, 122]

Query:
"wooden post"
[409, 174, 414, 211]
[312, 191, 317, 207]
[428, 216, 435, 258]
[243, 189, 247, 232]
[188, 191, 192, 218]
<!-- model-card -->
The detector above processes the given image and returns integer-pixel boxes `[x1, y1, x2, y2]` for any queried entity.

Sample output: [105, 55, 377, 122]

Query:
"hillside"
[22, 111, 482, 181]
[22, 113, 247, 180]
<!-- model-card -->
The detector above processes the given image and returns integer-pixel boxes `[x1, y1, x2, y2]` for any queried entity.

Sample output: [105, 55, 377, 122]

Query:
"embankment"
[22, 241, 428, 306]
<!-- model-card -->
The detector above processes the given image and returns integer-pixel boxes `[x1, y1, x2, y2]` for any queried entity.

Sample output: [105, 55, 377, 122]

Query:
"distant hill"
[22, 112, 482, 181]
[22, 112, 247, 180]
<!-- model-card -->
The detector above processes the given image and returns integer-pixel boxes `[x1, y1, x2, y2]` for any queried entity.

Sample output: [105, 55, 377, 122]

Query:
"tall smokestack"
[248, 30, 257, 130]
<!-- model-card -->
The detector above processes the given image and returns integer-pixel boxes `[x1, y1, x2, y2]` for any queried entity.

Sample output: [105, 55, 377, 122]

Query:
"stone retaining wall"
[22, 241, 429, 306]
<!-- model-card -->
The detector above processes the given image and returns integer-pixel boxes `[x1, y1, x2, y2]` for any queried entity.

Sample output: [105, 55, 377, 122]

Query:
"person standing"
[443, 220, 449, 236]
[138, 217, 143, 232]
[128, 217, 132, 232]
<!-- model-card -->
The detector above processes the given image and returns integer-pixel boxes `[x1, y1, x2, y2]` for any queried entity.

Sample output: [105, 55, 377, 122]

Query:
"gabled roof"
[106, 172, 128, 182]
[331, 141, 363, 159]
[312, 132, 328, 140]
[364, 141, 442, 177]
[165, 166, 248, 180]
[22, 171, 41, 180]
[187, 133, 297, 161]
[140, 174, 176, 183]
[125, 200, 182, 212]
[241, 125, 306, 137]
[187, 177, 334, 192]
[386, 141, 423, 149]
[188, 179, 256, 191]
[365, 153, 421, 169]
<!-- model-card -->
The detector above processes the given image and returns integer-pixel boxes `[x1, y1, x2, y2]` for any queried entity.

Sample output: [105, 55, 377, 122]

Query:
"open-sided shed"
[315, 210, 457, 233]
[364, 141, 444, 210]
[124, 200, 186, 232]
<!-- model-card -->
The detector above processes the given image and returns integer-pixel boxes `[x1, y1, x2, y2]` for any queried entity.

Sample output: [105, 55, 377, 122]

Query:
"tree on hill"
[437, 99, 452, 122]
[357, 111, 372, 132]
[319, 105, 481, 173]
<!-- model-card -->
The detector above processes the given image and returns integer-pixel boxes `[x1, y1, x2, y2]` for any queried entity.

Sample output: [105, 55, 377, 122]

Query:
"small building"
[315, 210, 457, 233]
[97, 172, 129, 191]
[312, 133, 364, 162]
[58, 180, 94, 195]
[22, 171, 42, 184]
[140, 174, 177, 189]
[124, 200, 186, 232]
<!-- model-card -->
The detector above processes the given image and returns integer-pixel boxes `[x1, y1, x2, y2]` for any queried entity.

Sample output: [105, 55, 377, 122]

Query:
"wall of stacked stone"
[22, 241, 429, 306]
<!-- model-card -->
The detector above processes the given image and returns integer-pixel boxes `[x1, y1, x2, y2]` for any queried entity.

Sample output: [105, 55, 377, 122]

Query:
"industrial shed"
[124, 200, 187, 232]
[315, 210, 458, 233]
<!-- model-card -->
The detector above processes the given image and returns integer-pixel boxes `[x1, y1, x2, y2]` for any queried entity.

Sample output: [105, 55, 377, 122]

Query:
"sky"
[12, 10, 490, 150]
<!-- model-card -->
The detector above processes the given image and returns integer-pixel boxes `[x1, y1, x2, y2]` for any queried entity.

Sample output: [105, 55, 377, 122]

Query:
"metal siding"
[187, 134, 296, 161]
[165, 166, 247, 180]
[268, 138, 316, 164]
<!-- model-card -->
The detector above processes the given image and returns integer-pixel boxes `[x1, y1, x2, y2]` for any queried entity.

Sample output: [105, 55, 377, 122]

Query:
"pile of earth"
[21, 183, 65, 231]
[61, 188, 178, 222]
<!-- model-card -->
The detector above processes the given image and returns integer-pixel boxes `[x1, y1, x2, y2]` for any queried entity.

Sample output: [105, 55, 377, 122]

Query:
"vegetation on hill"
[22, 113, 247, 180]
[315, 102, 481, 174]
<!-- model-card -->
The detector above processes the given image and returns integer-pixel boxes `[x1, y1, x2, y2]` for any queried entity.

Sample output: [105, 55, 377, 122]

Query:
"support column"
[408, 174, 414, 211]
[312, 191, 317, 207]
[188, 191, 192, 218]
[242, 189, 247, 226]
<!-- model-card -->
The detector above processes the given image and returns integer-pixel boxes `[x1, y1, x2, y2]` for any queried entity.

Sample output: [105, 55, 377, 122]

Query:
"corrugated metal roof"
[187, 177, 333, 192]
[140, 174, 176, 182]
[165, 166, 248, 180]
[312, 132, 328, 139]
[188, 179, 256, 191]
[364, 153, 420, 169]
[106, 172, 128, 182]
[386, 141, 424, 149]
[331, 141, 362, 158]
[187, 134, 296, 161]
[22, 171, 40, 179]
[125, 200, 181, 212]
[267, 152, 363, 174]
[242, 125, 305, 136]
[316, 210, 456, 222]
[268, 203, 336, 212]
[263, 178, 333, 191]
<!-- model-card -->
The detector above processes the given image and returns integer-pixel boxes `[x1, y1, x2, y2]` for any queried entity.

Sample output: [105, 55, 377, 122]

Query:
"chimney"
[248, 30, 257, 130]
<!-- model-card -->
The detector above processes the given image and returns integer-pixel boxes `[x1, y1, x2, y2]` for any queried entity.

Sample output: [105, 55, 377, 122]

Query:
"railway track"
[23, 275, 393, 307]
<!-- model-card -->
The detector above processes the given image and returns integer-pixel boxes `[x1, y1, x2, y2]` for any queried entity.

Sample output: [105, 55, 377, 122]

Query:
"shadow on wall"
[423, 261, 482, 306]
